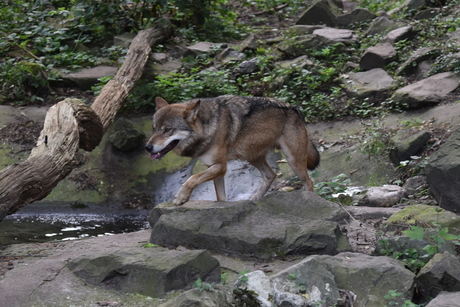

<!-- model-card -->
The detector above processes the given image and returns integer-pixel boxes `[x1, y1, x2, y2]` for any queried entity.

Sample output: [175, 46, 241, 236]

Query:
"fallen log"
[0, 25, 171, 221]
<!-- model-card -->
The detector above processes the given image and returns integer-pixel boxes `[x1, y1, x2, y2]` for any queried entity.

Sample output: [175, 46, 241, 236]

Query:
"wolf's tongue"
[150, 153, 161, 159]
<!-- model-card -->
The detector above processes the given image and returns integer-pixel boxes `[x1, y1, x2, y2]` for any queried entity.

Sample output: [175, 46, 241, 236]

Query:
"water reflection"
[0, 214, 149, 245]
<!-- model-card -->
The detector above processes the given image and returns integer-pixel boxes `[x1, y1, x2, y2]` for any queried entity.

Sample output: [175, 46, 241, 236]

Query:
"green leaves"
[380, 224, 460, 274]
[402, 226, 425, 241]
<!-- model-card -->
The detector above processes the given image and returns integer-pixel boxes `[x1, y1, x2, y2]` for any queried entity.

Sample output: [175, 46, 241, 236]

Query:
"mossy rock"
[386, 204, 460, 231]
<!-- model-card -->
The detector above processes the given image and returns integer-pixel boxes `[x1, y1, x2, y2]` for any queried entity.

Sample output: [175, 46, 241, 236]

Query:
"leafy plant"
[379, 224, 460, 273]
[384, 289, 419, 307]
[125, 68, 242, 111]
[142, 243, 160, 248]
[193, 278, 215, 291]
[359, 119, 393, 159]
[315, 174, 351, 201]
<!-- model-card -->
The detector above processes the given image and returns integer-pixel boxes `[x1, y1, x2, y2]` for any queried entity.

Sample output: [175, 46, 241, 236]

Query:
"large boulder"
[426, 127, 460, 212]
[425, 291, 460, 307]
[391, 72, 460, 109]
[319, 253, 415, 307]
[68, 247, 221, 298]
[416, 252, 460, 301]
[149, 191, 351, 260]
[234, 253, 415, 307]
[386, 204, 460, 229]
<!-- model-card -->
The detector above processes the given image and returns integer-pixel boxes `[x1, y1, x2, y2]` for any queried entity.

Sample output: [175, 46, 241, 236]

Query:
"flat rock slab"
[344, 68, 396, 98]
[149, 191, 351, 260]
[68, 248, 220, 298]
[60, 66, 118, 90]
[0, 230, 219, 306]
[391, 72, 460, 109]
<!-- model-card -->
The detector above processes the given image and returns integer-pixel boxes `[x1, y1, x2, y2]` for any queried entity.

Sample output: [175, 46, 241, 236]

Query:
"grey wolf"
[145, 95, 320, 206]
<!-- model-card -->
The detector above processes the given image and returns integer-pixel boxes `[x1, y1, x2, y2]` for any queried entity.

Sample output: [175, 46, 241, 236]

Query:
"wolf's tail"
[291, 106, 320, 170]
[307, 139, 320, 170]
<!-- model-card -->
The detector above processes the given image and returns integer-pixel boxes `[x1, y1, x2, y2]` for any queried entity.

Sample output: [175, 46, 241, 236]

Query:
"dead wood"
[0, 25, 171, 221]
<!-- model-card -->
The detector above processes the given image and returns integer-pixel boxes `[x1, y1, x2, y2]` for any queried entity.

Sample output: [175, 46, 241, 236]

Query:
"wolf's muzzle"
[145, 144, 154, 153]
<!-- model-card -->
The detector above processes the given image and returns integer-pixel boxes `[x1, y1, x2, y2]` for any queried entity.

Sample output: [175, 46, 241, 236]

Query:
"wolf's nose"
[145, 145, 153, 153]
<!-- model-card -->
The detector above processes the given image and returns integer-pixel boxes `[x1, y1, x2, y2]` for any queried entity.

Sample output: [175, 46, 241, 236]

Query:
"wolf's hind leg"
[279, 139, 314, 192]
[213, 176, 227, 201]
[249, 156, 277, 201]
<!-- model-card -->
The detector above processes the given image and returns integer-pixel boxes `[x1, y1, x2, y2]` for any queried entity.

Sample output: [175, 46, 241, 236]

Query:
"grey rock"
[108, 117, 145, 152]
[403, 175, 428, 196]
[386, 204, 460, 229]
[365, 16, 403, 35]
[233, 57, 259, 74]
[391, 72, 460, 109]
[235, 252, 415, 306]
[414, 7, 442, 20]
[426, 127, 460, 212]
[360, 43, 397, 70]
[277, 55, 315, 69]
[344, 68, 396, 98]
[185, 42, 225, 57]
[407, 0, 431, 10]
[396, 47, 441, 76]
[414, 59, 435, 80]
[68, 248, 220, 298]
[313, 27, 358, 43]
[60, 66, 118, 90]
[255, 190, 349, 222]
[278, 28, 357, 57]
[271, 257, 341, 306]
[158, 288, 232, 307]
[239, 34, 258, 51]
[296, 0, 339, 27]
[417, 252, 460, 301]
[337, 8, 376, 27]
[288, 25, 325, 36]
[234, 271, 273, 306]
[305, 252, 414, 307]
[389, 129, 431, 164]
[113, 32, 136, 48]
[382, 25, 416, 44]
[215, 47, 245, 65]
[358, 185, 408, 207]
[149, 191, 351, 260]
[425, 291, 460, 307]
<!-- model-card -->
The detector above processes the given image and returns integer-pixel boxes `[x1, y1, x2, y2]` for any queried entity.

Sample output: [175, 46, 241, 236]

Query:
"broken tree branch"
[0, 24, 171, 221]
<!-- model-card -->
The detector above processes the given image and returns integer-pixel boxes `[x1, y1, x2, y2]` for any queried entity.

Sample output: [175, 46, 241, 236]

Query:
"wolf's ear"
[155, 97, 169, 110]
[184, 99, 201, 123]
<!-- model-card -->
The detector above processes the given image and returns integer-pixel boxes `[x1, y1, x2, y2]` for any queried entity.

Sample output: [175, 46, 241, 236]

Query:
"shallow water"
[0, 213, 149, 245]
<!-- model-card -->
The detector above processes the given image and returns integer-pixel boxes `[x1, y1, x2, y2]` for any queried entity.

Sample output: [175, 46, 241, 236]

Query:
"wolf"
[145, 95, 320, 206]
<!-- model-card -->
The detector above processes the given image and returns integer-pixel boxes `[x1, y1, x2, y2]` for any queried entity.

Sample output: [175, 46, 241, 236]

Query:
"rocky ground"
[2, 0, 460, 306]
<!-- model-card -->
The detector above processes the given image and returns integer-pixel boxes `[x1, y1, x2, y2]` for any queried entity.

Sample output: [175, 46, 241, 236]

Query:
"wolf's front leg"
[172, 185, 193, 206]
[172, 162, 227, 206]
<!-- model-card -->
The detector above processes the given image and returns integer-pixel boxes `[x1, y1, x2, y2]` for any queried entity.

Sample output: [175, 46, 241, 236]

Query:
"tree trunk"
[0, 25, 171, 221]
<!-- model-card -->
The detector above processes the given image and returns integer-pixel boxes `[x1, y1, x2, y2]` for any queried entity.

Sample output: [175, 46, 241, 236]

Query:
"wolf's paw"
[173, 190, 190, 206]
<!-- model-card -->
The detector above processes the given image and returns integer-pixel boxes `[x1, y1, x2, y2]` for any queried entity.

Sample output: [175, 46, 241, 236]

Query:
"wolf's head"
[145, 97, 200, 159]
